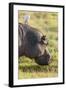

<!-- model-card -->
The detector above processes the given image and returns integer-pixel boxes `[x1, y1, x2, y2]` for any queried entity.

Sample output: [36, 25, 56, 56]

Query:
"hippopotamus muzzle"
[35, 48, 51, 65]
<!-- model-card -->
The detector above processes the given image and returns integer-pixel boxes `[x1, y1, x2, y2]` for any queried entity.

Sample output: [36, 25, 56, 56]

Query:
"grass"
[18, 11, 58, 79]
[18, 56, 58, 79]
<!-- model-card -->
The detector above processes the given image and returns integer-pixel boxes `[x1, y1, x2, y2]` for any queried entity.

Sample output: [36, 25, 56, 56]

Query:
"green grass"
[18, 11, 58, 79]
[18, 56, 58, 79]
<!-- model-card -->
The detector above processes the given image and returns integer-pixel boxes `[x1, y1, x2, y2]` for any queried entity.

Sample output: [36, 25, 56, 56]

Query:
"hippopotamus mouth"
[35, 48, 51, 65]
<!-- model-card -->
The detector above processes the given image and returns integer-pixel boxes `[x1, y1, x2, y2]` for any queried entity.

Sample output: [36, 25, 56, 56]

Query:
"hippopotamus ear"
[41, 35, 46, 40]
[40, 35, 48, 45]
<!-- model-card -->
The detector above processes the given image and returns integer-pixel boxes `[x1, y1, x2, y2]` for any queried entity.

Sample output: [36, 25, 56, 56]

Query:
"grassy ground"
[18, 11, 58, 79]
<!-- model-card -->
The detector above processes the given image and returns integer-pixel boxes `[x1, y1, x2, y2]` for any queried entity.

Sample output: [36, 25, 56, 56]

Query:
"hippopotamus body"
[18, 23, 51, 65]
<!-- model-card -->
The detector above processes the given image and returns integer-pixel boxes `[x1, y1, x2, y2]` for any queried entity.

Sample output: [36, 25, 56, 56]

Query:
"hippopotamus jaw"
[35, 48, 51, 65]
[35, 55, 51, 65]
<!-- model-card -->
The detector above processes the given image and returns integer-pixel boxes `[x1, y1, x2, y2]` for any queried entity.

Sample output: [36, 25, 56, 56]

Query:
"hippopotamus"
[18, 23, 51, 65]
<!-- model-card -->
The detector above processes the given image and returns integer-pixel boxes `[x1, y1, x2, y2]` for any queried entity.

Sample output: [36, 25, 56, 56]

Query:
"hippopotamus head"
[18, 23, 51, 65]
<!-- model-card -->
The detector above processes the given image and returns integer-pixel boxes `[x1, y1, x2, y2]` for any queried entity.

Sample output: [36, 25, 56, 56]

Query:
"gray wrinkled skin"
[18, 23, 51, 65]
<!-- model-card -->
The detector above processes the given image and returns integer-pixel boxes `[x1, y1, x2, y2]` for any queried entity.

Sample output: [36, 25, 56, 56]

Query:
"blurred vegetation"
[18, 11, 58, 79]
